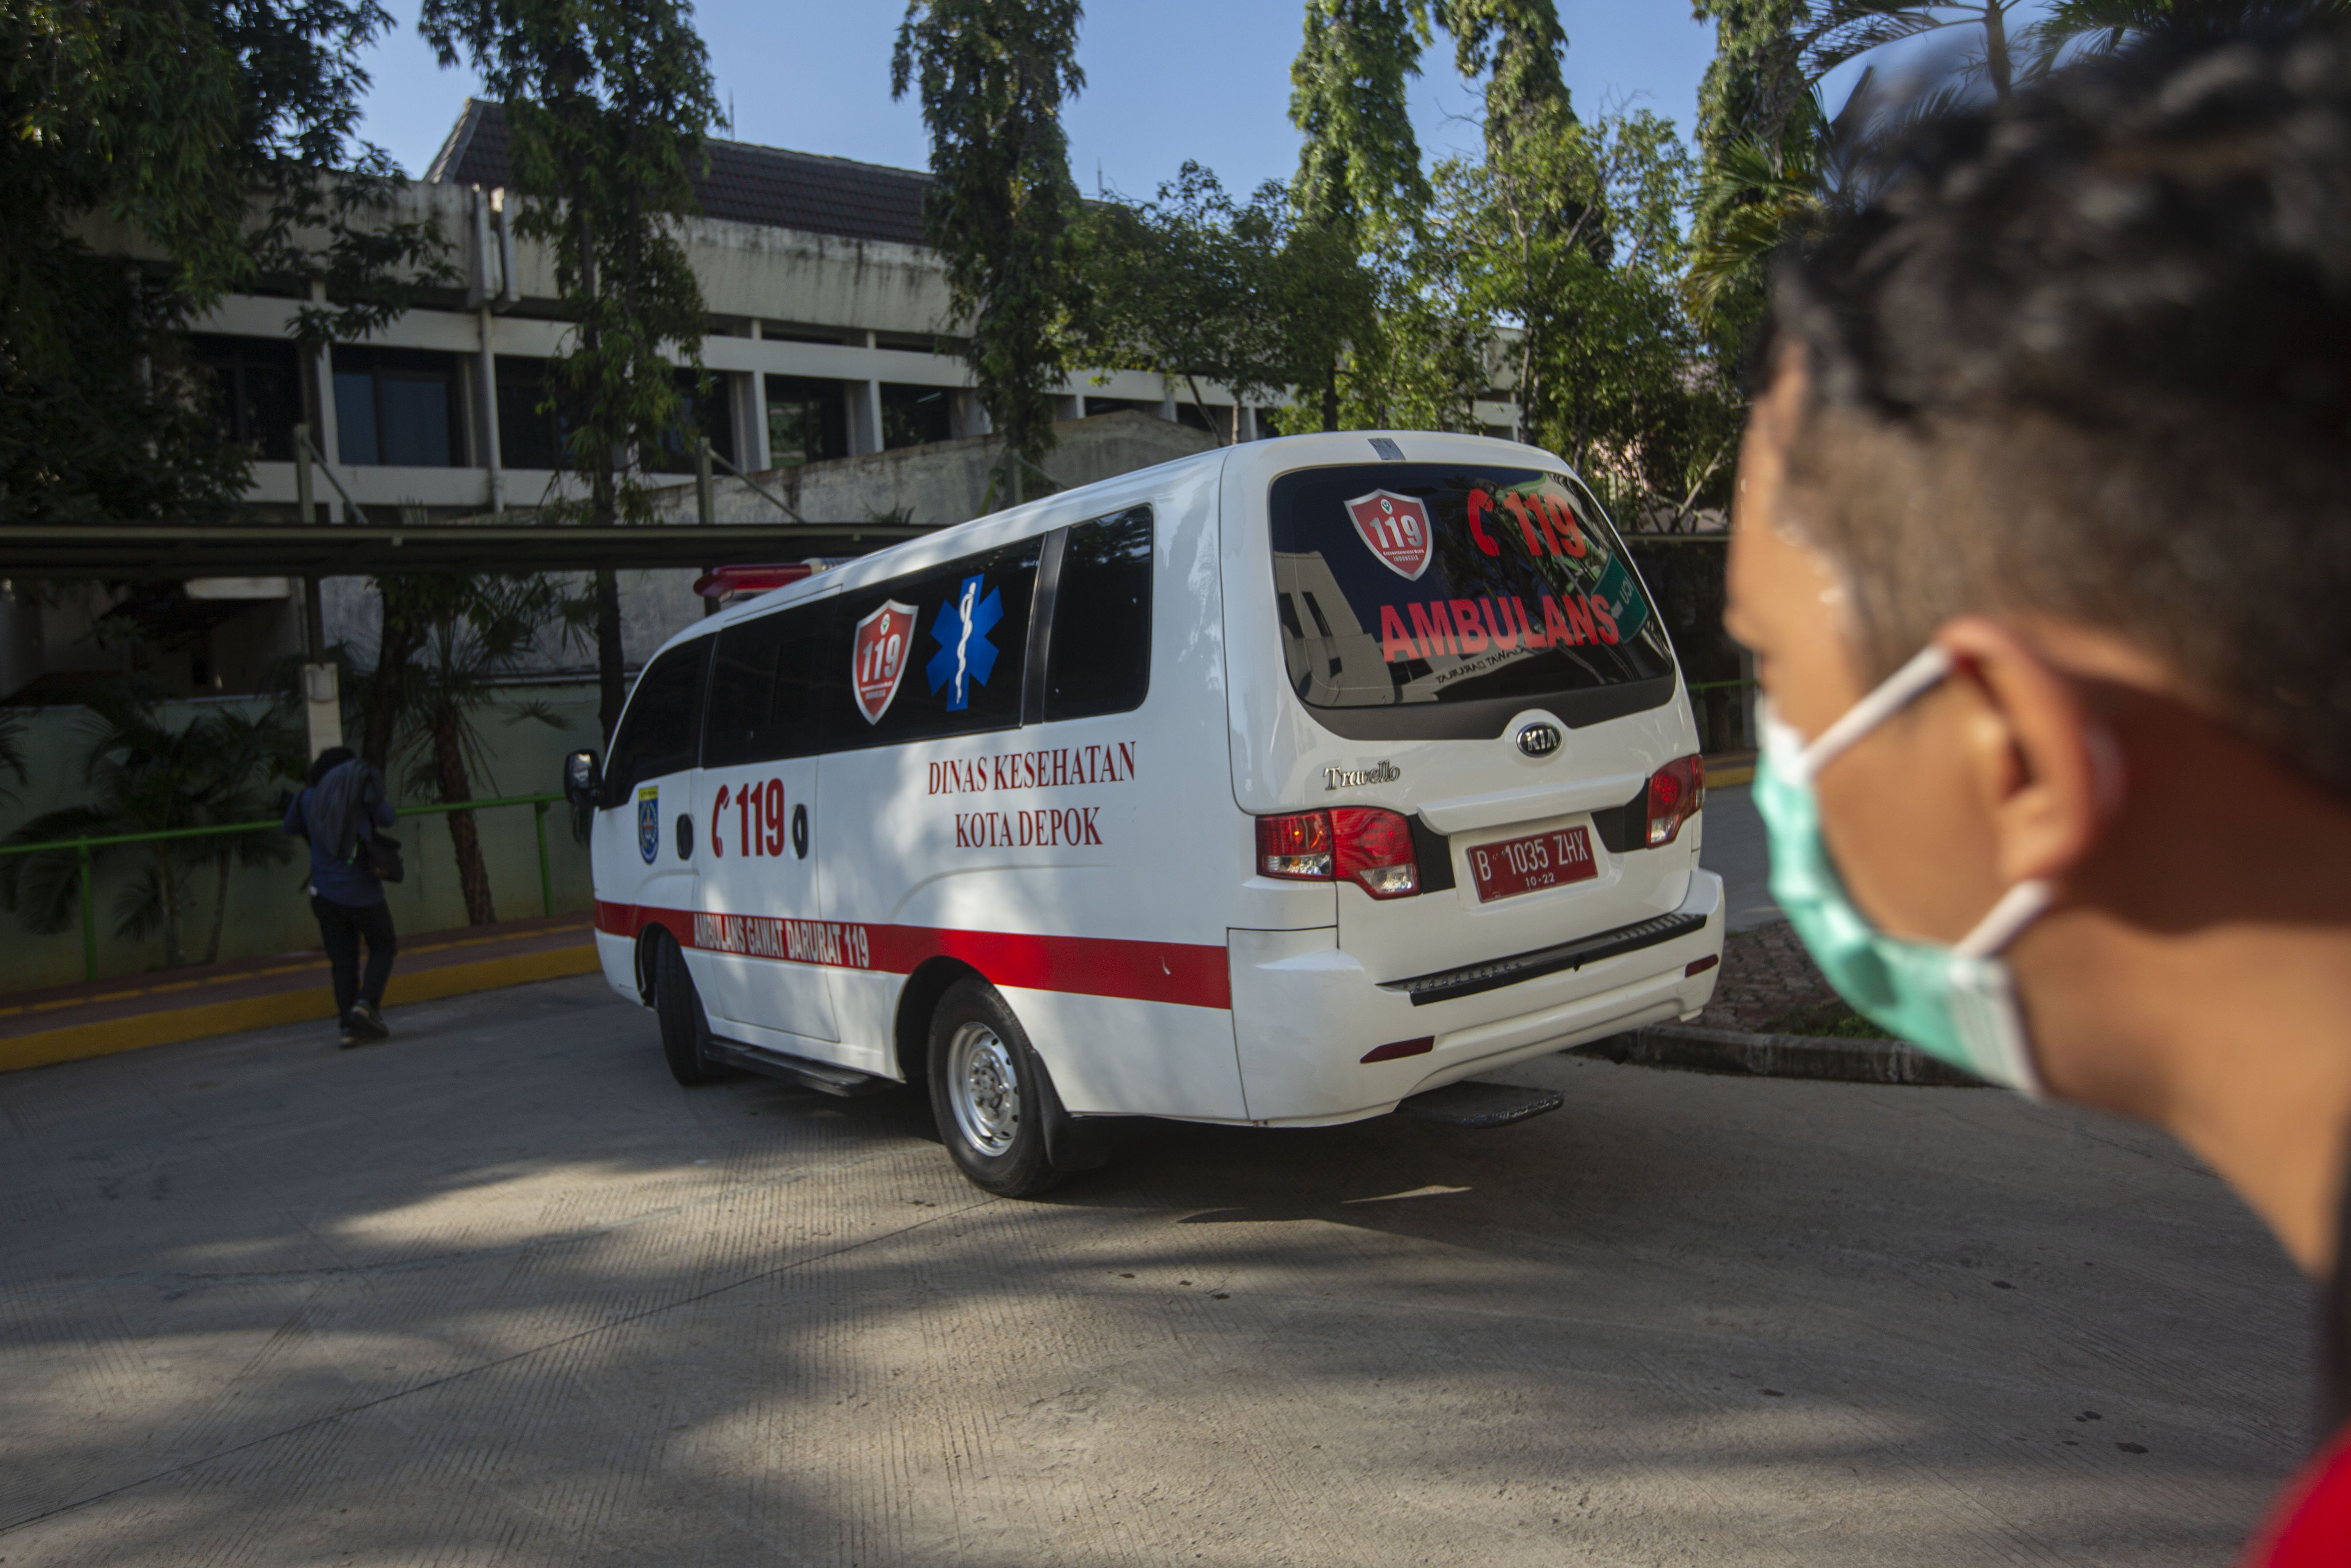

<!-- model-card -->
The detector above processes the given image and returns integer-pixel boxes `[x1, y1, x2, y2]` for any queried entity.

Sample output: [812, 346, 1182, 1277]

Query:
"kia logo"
[1516, 722, 1562, 758]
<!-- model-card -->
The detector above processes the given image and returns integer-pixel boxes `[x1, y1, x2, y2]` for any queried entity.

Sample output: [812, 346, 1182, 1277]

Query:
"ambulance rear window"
[1266, 464, 1676, 739]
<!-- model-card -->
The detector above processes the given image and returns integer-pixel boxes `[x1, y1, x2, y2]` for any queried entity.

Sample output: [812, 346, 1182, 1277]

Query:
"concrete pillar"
[1238, 405, 1259, 442]
[1158, 384, 1179, 423]
[477, 304, 503, 512]
[853, 380, 884, 455]
[308, 283, 342, 515]
[745, 323, 772, 471]
[955, 392, 991, 438]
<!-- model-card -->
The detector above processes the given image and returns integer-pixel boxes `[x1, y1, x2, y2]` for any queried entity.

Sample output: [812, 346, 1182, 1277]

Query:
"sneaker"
[338, 1020, 366, 1049]
[350, 1000, 390, 1039]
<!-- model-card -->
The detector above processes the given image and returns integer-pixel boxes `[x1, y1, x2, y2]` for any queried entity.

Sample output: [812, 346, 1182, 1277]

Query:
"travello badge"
[852, 600, 917, 725]
[1344, 489, 1433, 580]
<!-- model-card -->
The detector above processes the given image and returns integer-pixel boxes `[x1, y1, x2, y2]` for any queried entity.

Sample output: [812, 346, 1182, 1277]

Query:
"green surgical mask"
[1752, 645, 2052, 1093]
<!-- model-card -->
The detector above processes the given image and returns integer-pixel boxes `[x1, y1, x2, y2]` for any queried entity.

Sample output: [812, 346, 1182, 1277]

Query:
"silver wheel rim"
[947, 1021, 1021, 1158]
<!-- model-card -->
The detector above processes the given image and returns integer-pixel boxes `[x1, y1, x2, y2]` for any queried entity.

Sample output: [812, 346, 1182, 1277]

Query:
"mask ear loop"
[1783, 644, 1957, 786]
[1953, 878, 2054, 959]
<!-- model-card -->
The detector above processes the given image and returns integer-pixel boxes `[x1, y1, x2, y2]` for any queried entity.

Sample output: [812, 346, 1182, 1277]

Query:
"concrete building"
[1, 101, 1521, 701]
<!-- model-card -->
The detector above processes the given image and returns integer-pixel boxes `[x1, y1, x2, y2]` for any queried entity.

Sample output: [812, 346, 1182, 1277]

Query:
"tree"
[1427, 104, 1738, 528]
[358, 573, 585, 926]
[394, 578, 577, 927]
[1687, 0, 1818, 346]
[892, 0, 1086, 497]
[2026, 0, 2351, 72]
[0, 694, 299, 969]
[1433, 0, 1572, 160]
[1079, 166, 1370, 444]
[1, 0, 448, 520]
[424, 0, 723, 743]
[1288, 0, 1434, 429]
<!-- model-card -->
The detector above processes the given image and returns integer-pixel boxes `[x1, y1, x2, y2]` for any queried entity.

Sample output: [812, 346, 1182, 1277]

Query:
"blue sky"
[359, 1, 1723, 194]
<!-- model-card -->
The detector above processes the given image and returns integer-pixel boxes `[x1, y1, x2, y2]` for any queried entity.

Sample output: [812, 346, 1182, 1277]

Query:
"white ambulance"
[563, 431, 1724, 1195]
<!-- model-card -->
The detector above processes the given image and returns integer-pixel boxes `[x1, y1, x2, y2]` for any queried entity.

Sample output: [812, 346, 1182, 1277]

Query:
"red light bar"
[692, 563, 814, 600]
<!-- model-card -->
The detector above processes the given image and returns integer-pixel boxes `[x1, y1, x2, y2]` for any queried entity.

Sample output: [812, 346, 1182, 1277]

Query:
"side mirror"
[564, 749, 602, 808]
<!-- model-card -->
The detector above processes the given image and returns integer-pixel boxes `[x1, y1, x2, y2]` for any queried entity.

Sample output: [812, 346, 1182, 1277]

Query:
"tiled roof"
[425, 100, 931, 248]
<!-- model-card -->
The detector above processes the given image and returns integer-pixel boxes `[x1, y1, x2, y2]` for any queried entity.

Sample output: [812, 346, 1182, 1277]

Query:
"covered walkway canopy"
[0, 520, 934, 581]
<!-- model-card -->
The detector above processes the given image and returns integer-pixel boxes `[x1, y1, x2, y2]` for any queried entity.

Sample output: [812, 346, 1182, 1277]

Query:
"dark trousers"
[311, 895, 396, 1021]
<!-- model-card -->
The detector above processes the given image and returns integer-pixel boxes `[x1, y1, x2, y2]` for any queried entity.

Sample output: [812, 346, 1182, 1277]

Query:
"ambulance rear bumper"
[1227, 869, 1724, 1126]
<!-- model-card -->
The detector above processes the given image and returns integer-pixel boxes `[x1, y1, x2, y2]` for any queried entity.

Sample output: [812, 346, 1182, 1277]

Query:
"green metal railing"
[0, 791, 570, 982]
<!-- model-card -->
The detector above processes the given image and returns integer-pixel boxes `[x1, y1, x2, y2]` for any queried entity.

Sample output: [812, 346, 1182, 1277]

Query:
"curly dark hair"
[1769, 19, 2351, 791]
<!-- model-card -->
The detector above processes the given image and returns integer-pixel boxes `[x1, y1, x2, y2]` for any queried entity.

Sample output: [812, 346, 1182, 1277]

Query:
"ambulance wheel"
[928, 977, 1061, 1198]
[654, 935, 722, 1087]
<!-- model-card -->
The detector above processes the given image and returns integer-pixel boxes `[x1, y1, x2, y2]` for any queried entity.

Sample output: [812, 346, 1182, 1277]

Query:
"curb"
[1573, 1021, 1984, 1088]
[0, 945, 602, 1075]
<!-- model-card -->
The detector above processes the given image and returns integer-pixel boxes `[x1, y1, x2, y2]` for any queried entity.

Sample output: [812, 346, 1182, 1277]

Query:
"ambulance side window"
[606, 640, 711, 802]
[703, 600, 832, 768]
[820, 537, 1044, 749]
[1044, 506, 1153, 721]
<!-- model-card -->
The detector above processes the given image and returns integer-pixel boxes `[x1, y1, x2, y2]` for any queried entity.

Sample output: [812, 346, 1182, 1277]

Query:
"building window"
[333, 347, 464, 467]
[766, 375, 849, 467]
[881, 383, 952, 451]
[648, 369, 737, 474]
[189, 335, 300, 462]
[495, 357, 565, 470]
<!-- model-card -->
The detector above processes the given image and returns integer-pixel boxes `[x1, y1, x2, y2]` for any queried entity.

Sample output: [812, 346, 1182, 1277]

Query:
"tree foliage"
[0, 693, 300, 968]
[1078, 165, 1373, 443]
[1379, 105, 1737, 527]
[892, 0, 1086, 487]
[424, 0, 723, 739]
[1290, 0, 1435, 237]
[1432, 0, 1572, 159]
[369, 574, 579, 926]
[1, 0, 448, 519]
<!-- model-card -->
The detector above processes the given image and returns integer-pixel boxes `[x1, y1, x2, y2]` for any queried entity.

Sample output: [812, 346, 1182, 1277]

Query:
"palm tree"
[384, 574, 583, 927]
[0, 695, 298, 969]
[2025, 0, 2351, 74]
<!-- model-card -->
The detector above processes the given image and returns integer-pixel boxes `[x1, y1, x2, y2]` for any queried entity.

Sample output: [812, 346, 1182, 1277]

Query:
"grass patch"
[1755, 1000, 1895, 1040]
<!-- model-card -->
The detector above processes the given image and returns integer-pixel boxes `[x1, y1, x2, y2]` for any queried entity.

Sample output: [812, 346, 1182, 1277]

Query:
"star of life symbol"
[852, 600, 917, 725]
[925, 573, 1002, 713]
[1344, 489, 1433, 580]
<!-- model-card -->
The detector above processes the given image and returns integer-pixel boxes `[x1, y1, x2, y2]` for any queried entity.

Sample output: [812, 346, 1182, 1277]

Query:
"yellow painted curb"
[1710, 765, 1755, 788]
[0, 944, 602, 1075]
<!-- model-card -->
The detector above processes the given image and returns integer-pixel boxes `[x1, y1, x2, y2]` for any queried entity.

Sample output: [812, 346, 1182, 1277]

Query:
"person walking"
[284, 745, 399, 1048]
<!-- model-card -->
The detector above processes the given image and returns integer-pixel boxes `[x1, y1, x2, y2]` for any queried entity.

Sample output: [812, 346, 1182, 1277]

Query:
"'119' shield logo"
[637, 785, 659, 865]
[1345, 489, 1432, 580]
[852, 600, 917, 725]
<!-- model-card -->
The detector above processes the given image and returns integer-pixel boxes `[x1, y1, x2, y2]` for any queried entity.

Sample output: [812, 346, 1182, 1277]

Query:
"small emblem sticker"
[852, 600, 917, 725]
[1516, 722, 1562, 758]
[925, 573, 1003, 713]
[1344, 489, 1433, 580]
[637, 785, 659, 865]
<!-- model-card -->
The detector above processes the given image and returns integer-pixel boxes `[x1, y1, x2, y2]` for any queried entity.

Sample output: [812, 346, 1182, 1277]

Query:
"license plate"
[1468, 825, 1598, 903]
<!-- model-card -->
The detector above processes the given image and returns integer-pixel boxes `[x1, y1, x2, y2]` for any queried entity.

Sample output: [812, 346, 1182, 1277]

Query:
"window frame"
[602, 638, 715, 805]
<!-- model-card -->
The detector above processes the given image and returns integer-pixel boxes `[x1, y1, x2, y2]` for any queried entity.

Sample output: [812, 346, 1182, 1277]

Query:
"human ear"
[1933, 617, 2115, 887]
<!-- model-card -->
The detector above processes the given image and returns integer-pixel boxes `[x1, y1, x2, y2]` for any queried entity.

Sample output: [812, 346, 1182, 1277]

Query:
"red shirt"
[2246, 1427, 2351, 1565]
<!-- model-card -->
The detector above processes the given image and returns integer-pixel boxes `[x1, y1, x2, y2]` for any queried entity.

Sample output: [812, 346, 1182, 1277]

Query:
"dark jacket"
[283, 760, 396, 906]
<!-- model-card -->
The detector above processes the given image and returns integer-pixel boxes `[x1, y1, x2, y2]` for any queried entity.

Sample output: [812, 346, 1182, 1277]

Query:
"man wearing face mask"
[1723, 23, 2351, 1563]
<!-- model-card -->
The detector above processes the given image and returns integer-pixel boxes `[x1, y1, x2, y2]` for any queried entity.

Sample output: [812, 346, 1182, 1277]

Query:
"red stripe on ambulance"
[595, 900, 1230, 1010]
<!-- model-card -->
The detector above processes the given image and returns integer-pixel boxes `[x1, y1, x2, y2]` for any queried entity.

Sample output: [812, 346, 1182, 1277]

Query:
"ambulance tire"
[927, 977, 1063, 1198]
[654, 934, 723, 1087]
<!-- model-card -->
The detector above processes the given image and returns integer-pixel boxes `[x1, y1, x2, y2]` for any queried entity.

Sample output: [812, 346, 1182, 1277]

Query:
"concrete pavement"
[0, 973, 2309, 1566]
